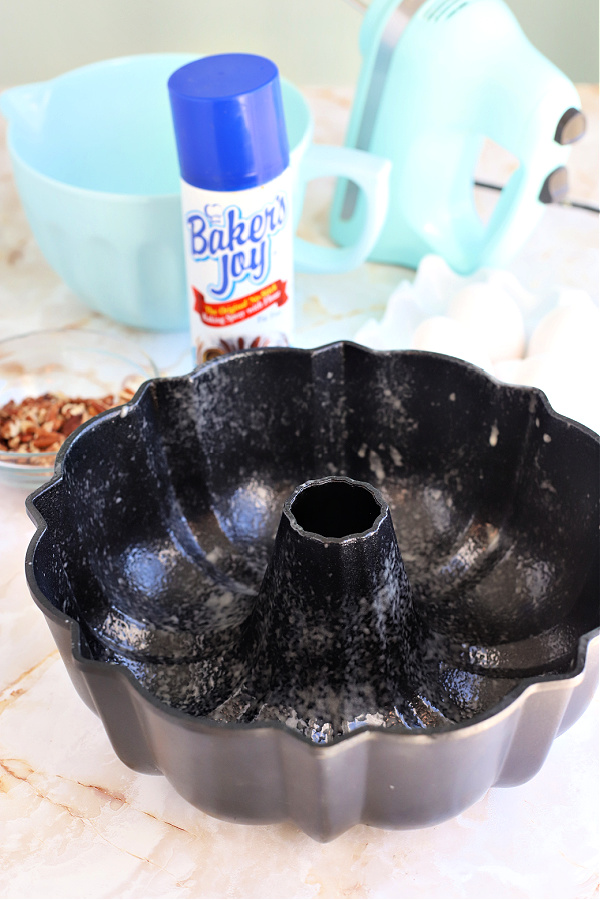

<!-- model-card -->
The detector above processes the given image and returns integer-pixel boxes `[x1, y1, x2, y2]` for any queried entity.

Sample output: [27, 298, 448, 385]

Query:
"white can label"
[181, 169, 293, 364]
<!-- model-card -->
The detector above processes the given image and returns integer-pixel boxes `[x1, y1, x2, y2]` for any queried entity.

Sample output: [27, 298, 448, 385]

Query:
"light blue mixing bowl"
[1, 54, 389, 331]
[2, 55, 194, 330]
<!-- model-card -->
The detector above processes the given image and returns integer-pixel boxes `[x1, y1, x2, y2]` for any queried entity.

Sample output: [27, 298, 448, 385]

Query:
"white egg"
[527, 299, 600, 359]
[411, 316, 493, 371]
[448, 282, 526, 363]
[493, 358, 524, 384]
[494, 352, 600, 435]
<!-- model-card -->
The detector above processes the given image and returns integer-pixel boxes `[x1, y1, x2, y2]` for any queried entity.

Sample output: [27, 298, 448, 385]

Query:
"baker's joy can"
[169, 53, 293, 364]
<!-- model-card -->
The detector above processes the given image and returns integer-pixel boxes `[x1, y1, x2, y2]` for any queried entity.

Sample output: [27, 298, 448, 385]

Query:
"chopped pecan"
[0, 387, 136, 458]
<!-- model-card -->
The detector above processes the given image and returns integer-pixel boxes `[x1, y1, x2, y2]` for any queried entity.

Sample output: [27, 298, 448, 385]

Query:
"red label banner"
[193, 280, 288, 328]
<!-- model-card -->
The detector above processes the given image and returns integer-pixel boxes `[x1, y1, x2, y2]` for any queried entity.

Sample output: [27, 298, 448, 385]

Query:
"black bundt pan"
[26, 343, 599, 841]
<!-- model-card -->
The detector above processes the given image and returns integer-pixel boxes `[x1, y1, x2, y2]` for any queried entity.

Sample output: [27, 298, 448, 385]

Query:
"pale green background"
[0, 0, 597, 88]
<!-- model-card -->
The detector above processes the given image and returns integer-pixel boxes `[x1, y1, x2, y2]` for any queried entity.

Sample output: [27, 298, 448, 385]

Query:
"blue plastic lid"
[168, 53, 289, 192]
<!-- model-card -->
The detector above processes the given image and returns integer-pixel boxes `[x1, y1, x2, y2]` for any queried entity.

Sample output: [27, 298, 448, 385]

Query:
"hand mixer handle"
[395, 1, 585, 273]
[331, 0, 586, 274]
[433, 66, 583, 272]
[404, 112, 578, 275]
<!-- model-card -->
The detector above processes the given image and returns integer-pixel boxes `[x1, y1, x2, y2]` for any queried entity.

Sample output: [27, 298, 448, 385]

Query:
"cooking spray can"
[169, 53, 293, 364]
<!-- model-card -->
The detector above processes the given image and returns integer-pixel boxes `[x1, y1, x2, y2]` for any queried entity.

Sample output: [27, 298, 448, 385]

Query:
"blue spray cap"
[168, 53, 289, 192]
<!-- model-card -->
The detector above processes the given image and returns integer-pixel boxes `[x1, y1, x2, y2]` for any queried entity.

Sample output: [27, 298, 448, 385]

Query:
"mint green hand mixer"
[330, 0, 586, 274]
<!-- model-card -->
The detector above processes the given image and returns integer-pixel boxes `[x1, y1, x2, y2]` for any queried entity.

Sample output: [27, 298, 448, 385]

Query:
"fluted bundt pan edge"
[25, 343, 599, 840]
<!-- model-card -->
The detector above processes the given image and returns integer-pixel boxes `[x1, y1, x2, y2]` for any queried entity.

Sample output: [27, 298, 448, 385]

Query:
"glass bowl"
[0, 329, 159, 488]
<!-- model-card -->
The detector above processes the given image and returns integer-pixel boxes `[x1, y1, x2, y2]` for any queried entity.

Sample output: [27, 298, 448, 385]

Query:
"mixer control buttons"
[554, 108, 586, 145]
[539, 167, 568, 204]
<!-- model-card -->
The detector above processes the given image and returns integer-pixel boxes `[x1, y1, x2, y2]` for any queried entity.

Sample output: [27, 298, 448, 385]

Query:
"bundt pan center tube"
[244, 476, 423, 739]
[25, 342, 599, 841]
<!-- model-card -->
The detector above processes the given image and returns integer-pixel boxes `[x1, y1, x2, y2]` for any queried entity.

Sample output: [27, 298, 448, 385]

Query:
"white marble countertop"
[0, 85, 598, 899]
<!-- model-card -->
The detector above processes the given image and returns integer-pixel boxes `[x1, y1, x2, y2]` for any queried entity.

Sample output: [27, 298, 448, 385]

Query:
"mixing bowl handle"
[293, 145, 391, 274]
